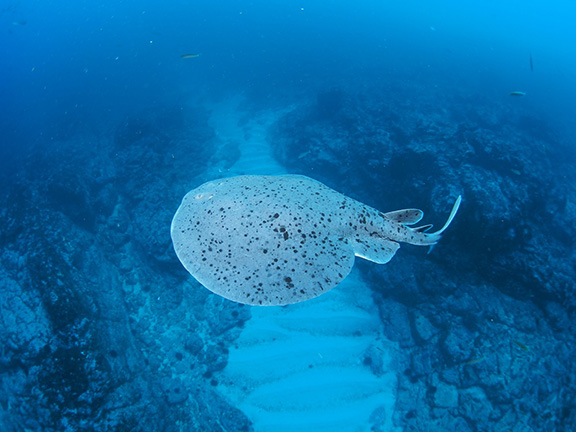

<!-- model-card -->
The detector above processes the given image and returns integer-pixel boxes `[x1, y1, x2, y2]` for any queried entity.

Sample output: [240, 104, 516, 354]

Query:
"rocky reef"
[1, 85, 575, 431]
[0, 105, 252, 431]
[269, 86, 576, 431]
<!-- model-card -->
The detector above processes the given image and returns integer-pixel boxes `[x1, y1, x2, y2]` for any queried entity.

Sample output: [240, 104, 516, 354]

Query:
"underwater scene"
[1, 0, 575, 431]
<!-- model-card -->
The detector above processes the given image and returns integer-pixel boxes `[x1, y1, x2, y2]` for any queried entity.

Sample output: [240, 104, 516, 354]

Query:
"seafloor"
[1, 85, 575, 431]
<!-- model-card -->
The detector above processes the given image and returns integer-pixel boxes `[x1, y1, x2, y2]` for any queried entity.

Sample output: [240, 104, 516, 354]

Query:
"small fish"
[464, 356, 486, 365]
[529, 54, 534, 72]
[180, 53, 200, 59]
[510, 91, 526, 96]
[512, 340, 529, 351]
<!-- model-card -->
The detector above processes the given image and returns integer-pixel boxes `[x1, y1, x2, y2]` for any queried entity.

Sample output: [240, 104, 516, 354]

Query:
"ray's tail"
[401, 195, 461, 247]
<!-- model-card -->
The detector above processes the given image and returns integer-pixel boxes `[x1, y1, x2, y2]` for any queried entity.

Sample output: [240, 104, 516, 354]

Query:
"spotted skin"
[171, 175, 460, 306]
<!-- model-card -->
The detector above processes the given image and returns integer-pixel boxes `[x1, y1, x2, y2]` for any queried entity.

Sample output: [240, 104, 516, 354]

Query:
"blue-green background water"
[1, 1, 576, 431]
[3, 0, 576, 148]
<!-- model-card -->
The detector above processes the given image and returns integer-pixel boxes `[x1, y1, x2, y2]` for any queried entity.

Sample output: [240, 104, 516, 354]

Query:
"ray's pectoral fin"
[352, 237, 400, 264]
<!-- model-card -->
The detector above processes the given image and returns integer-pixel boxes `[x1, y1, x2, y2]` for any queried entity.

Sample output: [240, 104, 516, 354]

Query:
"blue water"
[1, 1, 575, 431]
[3, 0, 576, 148]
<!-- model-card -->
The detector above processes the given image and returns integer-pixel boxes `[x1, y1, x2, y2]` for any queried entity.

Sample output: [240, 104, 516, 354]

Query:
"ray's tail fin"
[431, 195, 461, 236]
[410, 195, 461, 247]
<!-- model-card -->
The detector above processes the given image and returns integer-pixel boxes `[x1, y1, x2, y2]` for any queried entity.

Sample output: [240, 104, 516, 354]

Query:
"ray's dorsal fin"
[412, 223, 433, 233]
[382, 208, 424, 225]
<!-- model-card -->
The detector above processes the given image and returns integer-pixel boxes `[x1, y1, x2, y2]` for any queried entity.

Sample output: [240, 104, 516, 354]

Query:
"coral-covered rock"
[434, 382, 458, 408]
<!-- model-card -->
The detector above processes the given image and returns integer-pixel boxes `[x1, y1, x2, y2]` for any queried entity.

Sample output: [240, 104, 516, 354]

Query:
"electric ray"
[171, 175, 461, 306]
